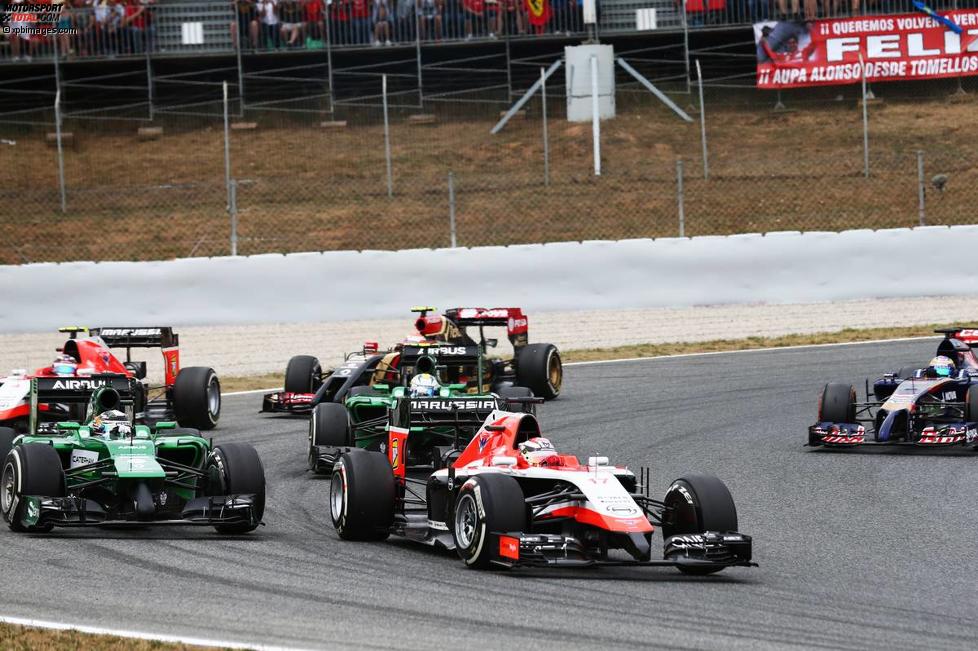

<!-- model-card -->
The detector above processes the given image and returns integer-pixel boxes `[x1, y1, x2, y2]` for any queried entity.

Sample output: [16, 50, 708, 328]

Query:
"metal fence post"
[541, 67, 550, 187]
[54, 90, 66, 214]
[229, 179, 239, 256]
[696, 59, 708, 180]
[415, 13, 424, 109]
[860, 55, 869, 178]
[681, 0, 691, 94]
[383, 74, 393, 197]
[917, 150, 926, 227]
[145, 49, 155, 121]
[448, 172, 457, 248]
[676, 158, 685, 238]
[325, 13, 334, 114]
[223, 81, 232, 209]
[590, 55, 600, 177]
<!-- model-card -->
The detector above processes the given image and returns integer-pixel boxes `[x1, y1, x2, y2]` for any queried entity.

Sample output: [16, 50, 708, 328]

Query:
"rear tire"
[661, 474, 738, 576]
[173, 367, 221, 430]
[516, 343, 562, 400]
[205, 443, 265, 534]
[453, 474, 526, 569]
[1, 444, 65, 533]
[330, 451, 394, 541]
[309, 403, 351, 472]
[285, 355, 322, 393]
[0, 428, 17, 464]
[818, 383, 856, 423]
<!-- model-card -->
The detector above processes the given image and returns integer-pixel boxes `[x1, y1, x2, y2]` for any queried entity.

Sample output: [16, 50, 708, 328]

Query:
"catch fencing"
[2, 38, 978, 264]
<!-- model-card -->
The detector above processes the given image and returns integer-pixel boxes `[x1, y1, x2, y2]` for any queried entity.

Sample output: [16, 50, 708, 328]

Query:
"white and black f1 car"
[330, 410, 754, 573]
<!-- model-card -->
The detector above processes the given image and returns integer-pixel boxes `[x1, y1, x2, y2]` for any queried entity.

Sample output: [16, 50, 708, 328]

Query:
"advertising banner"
[755, 11, 978, 88]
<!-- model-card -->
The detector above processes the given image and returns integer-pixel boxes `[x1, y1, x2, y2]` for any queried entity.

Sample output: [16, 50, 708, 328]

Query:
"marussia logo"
[410, 399, 496, 411]
[477, 433, 490, 452]
[99, 328, 162, 336]
[51, 379, 108, 390]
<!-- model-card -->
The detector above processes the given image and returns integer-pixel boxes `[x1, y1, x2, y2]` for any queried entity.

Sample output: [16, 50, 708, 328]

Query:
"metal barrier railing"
[2, 0, 977, 63]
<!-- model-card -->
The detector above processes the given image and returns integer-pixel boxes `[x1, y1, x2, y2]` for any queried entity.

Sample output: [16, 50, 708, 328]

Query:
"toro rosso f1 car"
[0, 374, 263, 533]
[0, 327, 221, 432]
[308, 345, 535, 474]
[330, 410, 754, 573]
[809, 328, 978, 449]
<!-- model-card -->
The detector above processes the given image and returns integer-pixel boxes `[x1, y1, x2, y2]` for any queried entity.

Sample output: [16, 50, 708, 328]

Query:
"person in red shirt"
[120, 0, 151, 53]
[350, 0, 370, 43]
[304, 0, 325, 42]
[463, 0, 484, 39]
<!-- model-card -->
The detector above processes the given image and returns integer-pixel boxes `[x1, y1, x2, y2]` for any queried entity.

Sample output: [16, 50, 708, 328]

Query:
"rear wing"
[446, 308, 527, 335]
[400, 344, 482, 367]
[88, 327, 178, 349]
[30, 373, 135, 433]
[395, 396, 502, 428]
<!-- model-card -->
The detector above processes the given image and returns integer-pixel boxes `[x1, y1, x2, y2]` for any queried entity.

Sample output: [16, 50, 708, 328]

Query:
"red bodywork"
[415, 307, 529, 346]
[452, 413, 653, 535]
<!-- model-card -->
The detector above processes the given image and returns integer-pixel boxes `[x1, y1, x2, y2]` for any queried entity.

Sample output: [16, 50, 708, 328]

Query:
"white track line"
[223, 335, 937, 396]
[0, 615, 313, 651]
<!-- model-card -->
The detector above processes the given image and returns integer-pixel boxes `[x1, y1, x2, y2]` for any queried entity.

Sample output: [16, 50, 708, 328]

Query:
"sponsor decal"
[98, 328, 162, 337]
[51, 379, 108, 391]
[498, 535, 520, 560]
[607, 505, 639, 515]
[427, 519, 449, 531]
[69, 449, 99, 469]
[391, 437, 400, 471]
[967, 427, 978, 443]
[410, 399, 497, 411]
[944, 391, 958, 401]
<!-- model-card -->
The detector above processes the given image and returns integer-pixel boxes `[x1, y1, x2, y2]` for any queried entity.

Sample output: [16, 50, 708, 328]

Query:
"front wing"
[18, 494, 262, 529]
[262, 391, 315, 414]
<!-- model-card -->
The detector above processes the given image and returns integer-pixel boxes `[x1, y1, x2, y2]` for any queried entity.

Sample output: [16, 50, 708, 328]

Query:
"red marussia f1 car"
[262, 306, 562, 414]
[330, 410, 754, 573]
[0, 327, 221, 432]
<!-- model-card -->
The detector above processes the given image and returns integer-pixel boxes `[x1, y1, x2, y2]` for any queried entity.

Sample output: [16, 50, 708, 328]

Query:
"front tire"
[966, 386, 978, 425]
[285, 355, 322, 393]
[516, 343, 562, 400]
[173, 367, 221, 430]
[309, 403, 351, 472]
[661, 474, 738, 575]
[1, 444, 65, 533]
[818, 383, 856, 423]
[205, 443, 266, 533]
[330, 451, 394, 541]
[452, 474, 525, 569]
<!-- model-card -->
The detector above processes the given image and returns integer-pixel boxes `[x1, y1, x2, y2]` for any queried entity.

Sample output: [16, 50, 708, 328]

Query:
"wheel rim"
[1, 461, 15, 515]
[330, 471, 345, 522]
[454, 493, 478, 549]
[548, 351, 563, 391]
[207, 378, 221, 418]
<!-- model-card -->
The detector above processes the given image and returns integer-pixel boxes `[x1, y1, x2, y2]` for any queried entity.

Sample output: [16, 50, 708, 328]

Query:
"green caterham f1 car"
[0, 374, 264, 534]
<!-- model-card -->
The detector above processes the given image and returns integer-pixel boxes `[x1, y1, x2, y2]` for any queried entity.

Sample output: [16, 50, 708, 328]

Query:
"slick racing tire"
[309, 403, 351, 472]
[516, 343, 562, 400]
[661, 474, 738, 576]
[330, 451, 394, 541]
[967, 387, 978, 425]
[173, 367, 221, 430]
[818, 383, 856, 424]
[285, 355, 322, 394]
[205, 443, 266, 534]
[1, 444, 65, 533]
[453, 474, 525, 569]
[0, 428, 17, 466]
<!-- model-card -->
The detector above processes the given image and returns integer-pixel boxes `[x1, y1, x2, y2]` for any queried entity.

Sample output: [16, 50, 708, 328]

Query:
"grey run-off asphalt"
[0, 338, 975, 650]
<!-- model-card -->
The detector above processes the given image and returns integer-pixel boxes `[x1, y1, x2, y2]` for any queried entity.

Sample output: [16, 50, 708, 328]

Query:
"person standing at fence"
[395, 0, 414, 41]
[279, 0, 304, 46]
[255, 0, 281, 48]
[372, 0, 393, 44]
[417, 0, 442, 40]
[462, 0, 485, 39]
[303, 0, 325, 45]
[350, 0, 370, 42]
[72, 0, 97, 56]
[234, 0, 258, 49]
[493, 0, 523, 36]
[120, 0, 149, 54]
[94, 0, 124, 55]
[328, 0, 350, 44]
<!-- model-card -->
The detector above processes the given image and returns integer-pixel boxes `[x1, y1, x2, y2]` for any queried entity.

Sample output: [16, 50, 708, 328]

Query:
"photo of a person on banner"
[756, 20, 817, 64]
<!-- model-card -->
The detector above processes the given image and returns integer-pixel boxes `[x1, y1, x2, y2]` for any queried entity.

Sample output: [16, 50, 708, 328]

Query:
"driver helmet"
[409, 373, 440, 397]
[52, 354, 78, 377]
[929, 355, 956, 378]
[91, 409, 132, 439]
[518, 437, 559, 467]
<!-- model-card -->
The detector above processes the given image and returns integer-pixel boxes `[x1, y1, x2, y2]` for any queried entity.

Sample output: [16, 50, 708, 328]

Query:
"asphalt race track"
[2, 338, 977, 650]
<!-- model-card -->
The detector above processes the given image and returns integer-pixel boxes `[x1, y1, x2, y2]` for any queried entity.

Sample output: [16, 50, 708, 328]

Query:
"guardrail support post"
[229, 179, 239, 256]
[54, 90, 67, 214]
[383, 74, 393, 197]
[696, 59, 708, 180]
[541, 67, 550, 187]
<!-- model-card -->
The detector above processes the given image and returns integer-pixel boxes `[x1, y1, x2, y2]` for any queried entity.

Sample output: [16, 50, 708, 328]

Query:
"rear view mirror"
[485, 338, 498, 348]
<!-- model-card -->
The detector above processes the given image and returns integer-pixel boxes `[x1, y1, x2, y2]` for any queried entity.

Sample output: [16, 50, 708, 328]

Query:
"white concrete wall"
[2, 226, 978, 334]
